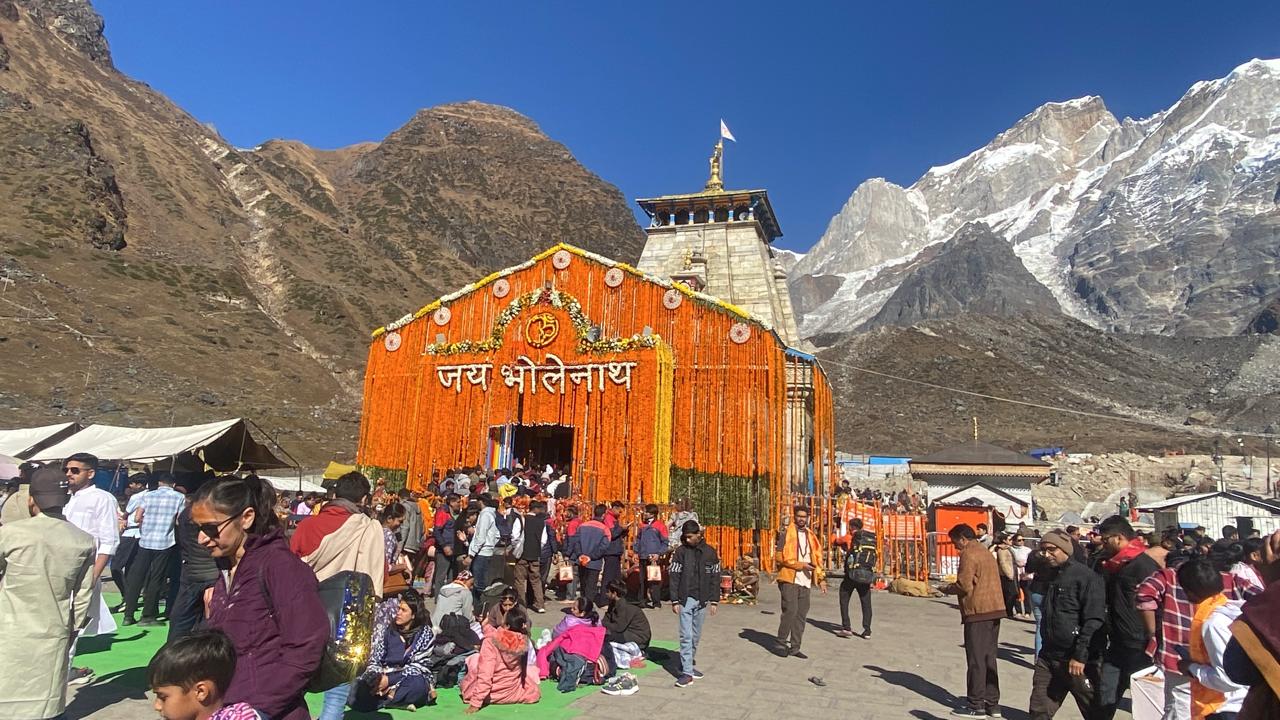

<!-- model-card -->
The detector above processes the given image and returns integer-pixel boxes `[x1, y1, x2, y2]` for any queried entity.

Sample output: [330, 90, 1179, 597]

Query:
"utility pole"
[1267, 424, 1275, 497]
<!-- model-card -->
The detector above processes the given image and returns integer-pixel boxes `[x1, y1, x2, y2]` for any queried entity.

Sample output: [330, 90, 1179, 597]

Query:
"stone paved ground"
[71, 584, 1095, 720]
[571, 583, 1084, 720]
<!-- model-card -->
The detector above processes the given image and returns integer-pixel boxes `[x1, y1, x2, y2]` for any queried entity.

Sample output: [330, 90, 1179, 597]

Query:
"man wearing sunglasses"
[61, 452, 120, 686]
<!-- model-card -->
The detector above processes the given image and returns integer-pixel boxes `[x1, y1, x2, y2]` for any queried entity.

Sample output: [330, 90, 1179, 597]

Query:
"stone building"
[635, 140, 801, 346]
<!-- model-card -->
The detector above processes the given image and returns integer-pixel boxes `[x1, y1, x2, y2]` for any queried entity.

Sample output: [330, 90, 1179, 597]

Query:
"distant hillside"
[0, 0, 644, 462]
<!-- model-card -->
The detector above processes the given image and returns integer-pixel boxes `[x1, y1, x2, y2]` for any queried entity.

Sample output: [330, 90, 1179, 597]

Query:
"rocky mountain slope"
[0, 0, 644, 463]
[863, 223, 1059, 330]
[793, 58, 1280, 341]
[820, 313, 1280, 456]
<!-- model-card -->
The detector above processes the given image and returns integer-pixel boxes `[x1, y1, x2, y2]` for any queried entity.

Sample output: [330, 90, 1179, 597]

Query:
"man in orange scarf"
[773, 505, 827, 659]
[1176, 558, 1247, 720]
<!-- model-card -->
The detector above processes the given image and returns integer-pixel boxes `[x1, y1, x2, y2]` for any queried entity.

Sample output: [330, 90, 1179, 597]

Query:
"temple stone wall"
[638, 220, 800, 345]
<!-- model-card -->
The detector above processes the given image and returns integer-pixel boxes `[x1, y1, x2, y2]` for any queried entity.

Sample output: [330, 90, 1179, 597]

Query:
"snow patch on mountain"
[792, 58, 1280, 342]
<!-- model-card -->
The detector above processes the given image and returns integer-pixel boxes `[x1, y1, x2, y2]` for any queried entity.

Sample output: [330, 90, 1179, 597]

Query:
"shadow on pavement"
[863, 664, 958, 707]
[74, 632, 146, 657]
[738, 627, 781, 655]
[806, 617, 846, 635]
[64, 667, 149, 719]
[997, 647, 1034, 670]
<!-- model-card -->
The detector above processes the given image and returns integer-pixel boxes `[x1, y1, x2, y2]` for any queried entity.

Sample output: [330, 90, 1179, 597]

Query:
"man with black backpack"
[836, 518, 877, 638]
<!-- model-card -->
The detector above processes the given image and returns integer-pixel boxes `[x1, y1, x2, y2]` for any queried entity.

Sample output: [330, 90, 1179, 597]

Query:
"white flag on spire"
[720, 119, 736, 142]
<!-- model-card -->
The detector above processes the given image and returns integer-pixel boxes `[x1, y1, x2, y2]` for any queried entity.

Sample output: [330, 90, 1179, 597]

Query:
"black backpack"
[262, 569, 377, 692]
[844, 533, 878, 585]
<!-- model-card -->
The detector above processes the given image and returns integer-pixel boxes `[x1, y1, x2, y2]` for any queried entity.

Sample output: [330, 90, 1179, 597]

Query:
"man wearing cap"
[0, 467, 97, 720]
[1028, 530, 1104, 719]
[0, 461, 39, 526]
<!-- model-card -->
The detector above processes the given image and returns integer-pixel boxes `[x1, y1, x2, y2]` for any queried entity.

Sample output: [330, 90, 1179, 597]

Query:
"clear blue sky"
[96, 1, 1279, 253]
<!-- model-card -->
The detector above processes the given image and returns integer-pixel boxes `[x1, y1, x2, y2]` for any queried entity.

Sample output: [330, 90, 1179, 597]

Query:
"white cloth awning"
[29, 419, 291, 470]
[263, 476, 327, 495]
[0, 422, 80, 457]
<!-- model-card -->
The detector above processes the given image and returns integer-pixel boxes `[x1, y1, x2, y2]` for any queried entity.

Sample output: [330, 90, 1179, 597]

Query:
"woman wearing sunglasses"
[192, 475, 329, 720]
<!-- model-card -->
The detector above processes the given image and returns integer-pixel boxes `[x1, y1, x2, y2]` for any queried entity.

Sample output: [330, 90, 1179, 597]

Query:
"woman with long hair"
[535, 596, 606, 692]
[350, 589, 437, 711]
[460, 607, 540, 713]
[376, 502, 412, 625]
[193, 474, 328, 720]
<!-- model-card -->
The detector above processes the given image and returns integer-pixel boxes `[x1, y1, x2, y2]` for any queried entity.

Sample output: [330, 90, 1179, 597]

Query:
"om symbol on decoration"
[524, 312, 559, 348]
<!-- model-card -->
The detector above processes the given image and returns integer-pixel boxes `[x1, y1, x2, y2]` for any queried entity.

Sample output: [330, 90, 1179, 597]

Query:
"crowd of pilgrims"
[5, 454, 1280, 720]
[0, 458, 714, 720]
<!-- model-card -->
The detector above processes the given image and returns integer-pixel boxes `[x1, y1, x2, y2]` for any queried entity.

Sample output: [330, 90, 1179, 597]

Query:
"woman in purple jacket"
[192, 475, 329, 720]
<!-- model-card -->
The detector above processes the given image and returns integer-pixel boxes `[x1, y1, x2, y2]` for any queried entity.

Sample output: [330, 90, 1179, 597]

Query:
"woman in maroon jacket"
[192, 475, 329, 720]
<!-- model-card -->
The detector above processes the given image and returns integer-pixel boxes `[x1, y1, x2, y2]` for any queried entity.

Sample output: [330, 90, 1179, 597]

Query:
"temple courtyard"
[69, 584, 1091, 720]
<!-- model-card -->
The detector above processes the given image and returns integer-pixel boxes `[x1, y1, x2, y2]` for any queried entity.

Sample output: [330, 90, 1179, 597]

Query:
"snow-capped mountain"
[791, 58, 1280, 342]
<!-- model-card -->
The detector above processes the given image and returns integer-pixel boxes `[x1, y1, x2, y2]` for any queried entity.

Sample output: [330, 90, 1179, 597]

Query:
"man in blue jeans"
[667, 520, 720, 688]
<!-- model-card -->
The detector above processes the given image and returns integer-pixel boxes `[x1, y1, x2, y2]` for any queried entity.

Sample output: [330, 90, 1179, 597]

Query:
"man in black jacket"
[603, 580, 652, 650]
[1029, 530, 1104, 719]
[1094, 515, 1159, 720]
[668, 520, 720, 688]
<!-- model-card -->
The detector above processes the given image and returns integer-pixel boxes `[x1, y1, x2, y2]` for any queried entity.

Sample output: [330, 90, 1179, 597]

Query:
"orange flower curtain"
[357, 245, 835, 570]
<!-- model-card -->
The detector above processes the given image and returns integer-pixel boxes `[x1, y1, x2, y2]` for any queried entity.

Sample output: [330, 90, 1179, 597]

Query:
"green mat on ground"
[80, 593, 671, 719]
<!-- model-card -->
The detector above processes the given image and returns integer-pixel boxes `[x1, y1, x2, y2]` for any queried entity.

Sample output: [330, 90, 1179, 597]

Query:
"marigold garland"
[356, 244, 835, 571]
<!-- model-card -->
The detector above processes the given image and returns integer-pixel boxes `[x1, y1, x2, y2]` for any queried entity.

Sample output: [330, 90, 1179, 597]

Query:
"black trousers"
[1029, 655, 1096, 720]
[838, 578, 872, 633]
[123, 546, 176, 620]
[1001, 576, 1020, 618]
[166, 575, 216, 643]
[580, 566, 600, 603]
[599, 555, 622, 603]
[962, 618, 1001, 711]
[1093, 645, 1151, 720]
[110, 536, 140, 597]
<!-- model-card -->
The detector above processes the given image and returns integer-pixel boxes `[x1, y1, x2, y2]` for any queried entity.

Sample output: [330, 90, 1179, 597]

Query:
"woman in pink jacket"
[460, 608, 540, 713]
[536, 597, 606, 691]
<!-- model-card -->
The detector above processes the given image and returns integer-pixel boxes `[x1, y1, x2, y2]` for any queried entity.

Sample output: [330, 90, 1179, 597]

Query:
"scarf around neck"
[1102, 537, 1148, 573]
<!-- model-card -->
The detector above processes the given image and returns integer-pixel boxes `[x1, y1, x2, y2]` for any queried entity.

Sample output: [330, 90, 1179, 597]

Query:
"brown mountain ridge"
[0, 0, 644, 463]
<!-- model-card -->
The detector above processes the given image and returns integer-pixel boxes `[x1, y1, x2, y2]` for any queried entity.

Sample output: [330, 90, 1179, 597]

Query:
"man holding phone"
[1029, 530, 1105, 719]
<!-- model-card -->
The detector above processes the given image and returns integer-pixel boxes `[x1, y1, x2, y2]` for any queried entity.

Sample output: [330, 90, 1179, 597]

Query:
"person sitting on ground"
[350, 589, 437, 712]
[460, 607, 540, 713]
[481, 587, 522, 636]
[432, 570, 476, 630]
[148, 629, 263, 720]
[426, 612, 481, 689]
[536, 596, 607, 692]
[602, 580, 651, 667]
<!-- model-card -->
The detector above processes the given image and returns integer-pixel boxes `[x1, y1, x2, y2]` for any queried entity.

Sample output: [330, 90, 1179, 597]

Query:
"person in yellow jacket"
[773, 505, 827, 658]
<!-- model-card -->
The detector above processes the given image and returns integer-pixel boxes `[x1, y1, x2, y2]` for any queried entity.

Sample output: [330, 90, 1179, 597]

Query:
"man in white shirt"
[62, 452, 120, 684]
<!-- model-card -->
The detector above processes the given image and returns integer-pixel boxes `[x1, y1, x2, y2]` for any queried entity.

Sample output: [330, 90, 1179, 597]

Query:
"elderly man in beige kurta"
[0, 467, 96, 720]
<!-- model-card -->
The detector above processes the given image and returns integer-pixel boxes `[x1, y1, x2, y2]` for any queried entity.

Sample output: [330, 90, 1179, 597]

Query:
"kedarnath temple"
[357, 141, 834, 566]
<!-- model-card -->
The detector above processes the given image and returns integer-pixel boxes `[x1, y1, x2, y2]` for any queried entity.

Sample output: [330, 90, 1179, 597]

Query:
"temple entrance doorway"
[510, 424, 575, 470]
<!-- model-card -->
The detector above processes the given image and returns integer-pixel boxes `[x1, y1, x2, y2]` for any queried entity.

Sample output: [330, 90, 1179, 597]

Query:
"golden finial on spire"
[973, 416, 979, 441]
[704, 139, 724, 192]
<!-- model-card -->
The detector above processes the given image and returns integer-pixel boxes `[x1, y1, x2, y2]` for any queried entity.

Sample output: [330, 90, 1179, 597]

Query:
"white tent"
[263, 475, 327, 495]
[0, 422, 81, 457]
[29, 418, 291, 470]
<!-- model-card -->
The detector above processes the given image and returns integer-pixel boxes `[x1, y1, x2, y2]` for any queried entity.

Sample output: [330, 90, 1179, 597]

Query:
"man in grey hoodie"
[431, 570, 476, 630]
[467, 494, 500, 603]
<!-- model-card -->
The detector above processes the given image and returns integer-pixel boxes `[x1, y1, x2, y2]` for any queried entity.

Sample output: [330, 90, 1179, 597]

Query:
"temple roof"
[636, 188, 783, 242]
[910, 440, 1050, 467]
